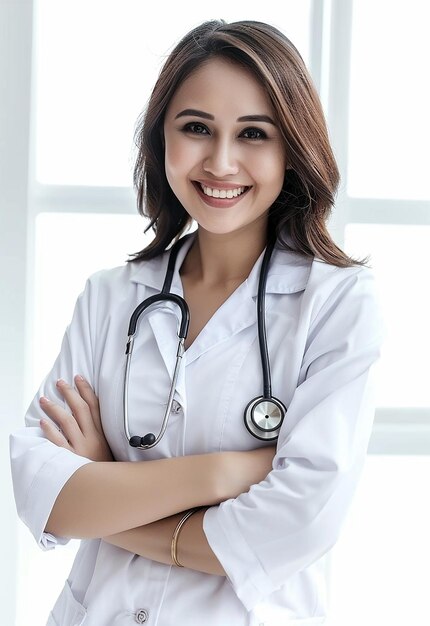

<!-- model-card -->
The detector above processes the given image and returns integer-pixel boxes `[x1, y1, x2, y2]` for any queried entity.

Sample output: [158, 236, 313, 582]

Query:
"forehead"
[166, 57, 275, 118]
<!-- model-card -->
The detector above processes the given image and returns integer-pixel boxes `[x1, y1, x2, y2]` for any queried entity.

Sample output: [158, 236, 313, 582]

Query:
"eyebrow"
[174, 108, 276, 126]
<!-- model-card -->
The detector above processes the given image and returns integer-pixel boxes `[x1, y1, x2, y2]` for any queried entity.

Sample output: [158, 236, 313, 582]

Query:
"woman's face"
[163, 57, 287, 237]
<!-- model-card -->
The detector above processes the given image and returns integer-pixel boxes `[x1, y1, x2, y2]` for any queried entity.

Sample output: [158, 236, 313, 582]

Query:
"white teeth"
[200, 184, 247, 198]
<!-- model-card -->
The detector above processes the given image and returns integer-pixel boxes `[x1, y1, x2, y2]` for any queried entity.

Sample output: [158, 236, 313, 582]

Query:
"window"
[347, 0, 430, 200]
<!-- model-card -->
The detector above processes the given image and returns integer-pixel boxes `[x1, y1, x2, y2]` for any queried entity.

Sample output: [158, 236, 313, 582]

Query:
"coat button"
[171, 400, 182, 413]
[135, 608, 149, 623]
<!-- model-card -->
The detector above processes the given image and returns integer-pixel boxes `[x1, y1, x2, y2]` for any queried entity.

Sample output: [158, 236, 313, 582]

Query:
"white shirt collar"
[129, 232, 312, 297]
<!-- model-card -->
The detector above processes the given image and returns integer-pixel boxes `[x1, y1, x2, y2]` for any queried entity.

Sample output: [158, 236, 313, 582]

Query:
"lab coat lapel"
[179, 244, 311, 365]
[133, 236, 196, 408]
[146, 305, 187, 407]
[182, 282, 257, 365]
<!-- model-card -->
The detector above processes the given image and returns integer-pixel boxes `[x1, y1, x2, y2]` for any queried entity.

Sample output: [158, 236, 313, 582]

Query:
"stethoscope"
[123, 234, 286, 450]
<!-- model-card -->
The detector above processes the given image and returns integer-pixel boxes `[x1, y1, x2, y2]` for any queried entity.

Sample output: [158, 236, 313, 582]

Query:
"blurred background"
[1, 0, 429, 624]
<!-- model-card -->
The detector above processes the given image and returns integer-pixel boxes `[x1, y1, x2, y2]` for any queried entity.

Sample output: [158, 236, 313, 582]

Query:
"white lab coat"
[10, 234, 383, 626]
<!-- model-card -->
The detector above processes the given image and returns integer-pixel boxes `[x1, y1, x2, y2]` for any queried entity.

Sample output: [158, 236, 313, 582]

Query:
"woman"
[10, 19, 383, 625]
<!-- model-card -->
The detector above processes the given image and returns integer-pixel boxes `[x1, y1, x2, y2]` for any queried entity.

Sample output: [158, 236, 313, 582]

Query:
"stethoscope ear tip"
[129, 433, 156, 448]
[129, 436, 143, 448]
[142, 433, 156, 446]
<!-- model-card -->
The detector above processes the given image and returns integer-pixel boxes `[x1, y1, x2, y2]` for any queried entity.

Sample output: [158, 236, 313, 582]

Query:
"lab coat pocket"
[48, 580, 87, 625]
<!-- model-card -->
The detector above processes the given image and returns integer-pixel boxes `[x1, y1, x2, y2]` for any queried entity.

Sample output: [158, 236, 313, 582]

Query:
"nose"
[202, 137, 240, 177]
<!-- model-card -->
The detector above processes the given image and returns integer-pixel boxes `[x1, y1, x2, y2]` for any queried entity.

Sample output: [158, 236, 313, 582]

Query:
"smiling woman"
[10, 18, 383, 626]
[133, 20, 347, 267]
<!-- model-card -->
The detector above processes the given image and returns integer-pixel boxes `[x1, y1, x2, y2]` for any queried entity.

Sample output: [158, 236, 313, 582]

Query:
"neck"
[181, 224, 268, 286]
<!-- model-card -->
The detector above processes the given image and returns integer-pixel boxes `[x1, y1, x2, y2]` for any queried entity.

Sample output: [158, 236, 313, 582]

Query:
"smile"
[199, 183, 248, 199]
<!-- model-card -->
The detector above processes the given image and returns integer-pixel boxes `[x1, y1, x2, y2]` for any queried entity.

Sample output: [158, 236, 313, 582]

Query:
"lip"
[192, 181, 251, 208]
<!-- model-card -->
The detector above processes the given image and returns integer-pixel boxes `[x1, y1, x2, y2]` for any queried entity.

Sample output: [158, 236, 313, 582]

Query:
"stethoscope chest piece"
[244, 396, 287, 441]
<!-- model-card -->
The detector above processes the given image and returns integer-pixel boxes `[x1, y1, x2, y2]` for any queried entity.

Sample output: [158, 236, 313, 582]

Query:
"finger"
[40, 416, 73, 451]
[74, 376, 103, 434]
[39, 395, 83, 445]
[55, 379, 94, 436]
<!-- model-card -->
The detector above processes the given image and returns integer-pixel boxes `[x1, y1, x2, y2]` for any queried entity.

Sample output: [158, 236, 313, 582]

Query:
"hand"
[39, 376, 114, 462]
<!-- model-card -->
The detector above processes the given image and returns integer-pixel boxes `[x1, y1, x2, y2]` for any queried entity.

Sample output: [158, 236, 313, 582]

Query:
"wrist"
[211, 451, 234, 503]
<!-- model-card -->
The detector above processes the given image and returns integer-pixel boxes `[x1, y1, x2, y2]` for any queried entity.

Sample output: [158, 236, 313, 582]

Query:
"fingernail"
[39, 396, 49, 404]
[75, 375, 85, 382]
[56, 379, 65, 387]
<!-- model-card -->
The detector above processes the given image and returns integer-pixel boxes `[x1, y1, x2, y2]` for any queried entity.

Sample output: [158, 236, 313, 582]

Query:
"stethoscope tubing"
[123, 333, 186, 447]
[123, 292, 190, 448]
[257, 236, 276, 399]
[127, 293, 190, 338]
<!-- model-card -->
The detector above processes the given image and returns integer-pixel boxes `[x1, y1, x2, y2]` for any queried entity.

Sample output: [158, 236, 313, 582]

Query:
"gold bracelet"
[171, 507, 202, 567]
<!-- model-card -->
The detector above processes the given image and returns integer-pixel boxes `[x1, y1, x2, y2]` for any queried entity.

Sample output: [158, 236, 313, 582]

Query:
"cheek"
[164, 137, 183, 178]
[164, 144, 187, 196]
[165, 135, 201, 171]
[246, 141, 285, 171]
[165, 142, 204, 197]
[250, 151, 286, 193]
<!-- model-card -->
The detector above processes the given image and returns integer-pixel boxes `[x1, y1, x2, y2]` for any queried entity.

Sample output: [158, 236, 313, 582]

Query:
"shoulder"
[86, 253, 168, 289]
[85, 262, 138, 291]
[273, 246, 383, 334]
[78, 263, 134, 302]
[78, 255, 166, 306]
[272, 245, 378, 300]
[306, 258, 379, 309]
[305, 259, 384, 343]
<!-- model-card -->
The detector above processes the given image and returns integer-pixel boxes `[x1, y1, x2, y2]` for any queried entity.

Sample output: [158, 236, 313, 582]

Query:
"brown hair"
[130, 19, 363, 267]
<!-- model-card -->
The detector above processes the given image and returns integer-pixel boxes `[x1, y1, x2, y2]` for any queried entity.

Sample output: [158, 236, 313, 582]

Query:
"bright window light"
[345, 224, 430, 408]
[347, 0, 430, 200]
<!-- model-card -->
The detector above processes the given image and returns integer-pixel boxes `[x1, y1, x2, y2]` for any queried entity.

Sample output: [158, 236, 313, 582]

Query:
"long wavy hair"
[130, 19, 363, 267]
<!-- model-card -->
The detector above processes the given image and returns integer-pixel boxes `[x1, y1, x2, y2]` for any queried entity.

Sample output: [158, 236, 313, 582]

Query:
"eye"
[182, 122, 210, 135]
[241, 127, 267, 140]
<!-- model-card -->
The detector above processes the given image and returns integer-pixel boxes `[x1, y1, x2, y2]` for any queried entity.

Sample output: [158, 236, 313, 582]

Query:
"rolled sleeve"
[10, 275, 99, 549]
[10, 430, 92, 549]
[203, 503, 273, 608]
[203, 266, 384, 611]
